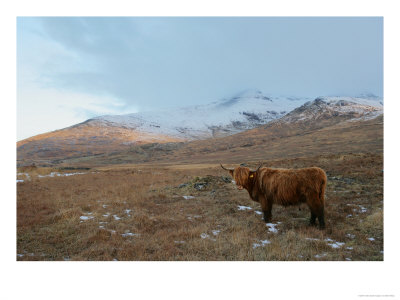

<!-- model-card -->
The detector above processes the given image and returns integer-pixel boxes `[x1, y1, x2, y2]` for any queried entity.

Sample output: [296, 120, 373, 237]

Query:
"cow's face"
[231, 167, 253, 191]
[221, 163, 261, 191]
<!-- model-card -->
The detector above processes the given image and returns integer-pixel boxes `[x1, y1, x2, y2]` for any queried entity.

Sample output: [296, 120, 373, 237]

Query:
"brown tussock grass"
[17, 153, 383, 261]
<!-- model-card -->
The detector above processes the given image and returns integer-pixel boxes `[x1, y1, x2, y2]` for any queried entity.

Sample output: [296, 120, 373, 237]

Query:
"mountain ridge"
[17, 91, 383, 166]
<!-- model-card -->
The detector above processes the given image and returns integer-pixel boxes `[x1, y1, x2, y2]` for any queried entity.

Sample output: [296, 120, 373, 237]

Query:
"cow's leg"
[317, 209, 325, 229]
[309, 211, 317, 226]
[260, 195, 272, 223]
[307, 193, 325, 229]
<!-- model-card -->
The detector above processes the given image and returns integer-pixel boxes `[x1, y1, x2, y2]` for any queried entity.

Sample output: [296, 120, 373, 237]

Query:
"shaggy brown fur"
[221, 165, 327, 228]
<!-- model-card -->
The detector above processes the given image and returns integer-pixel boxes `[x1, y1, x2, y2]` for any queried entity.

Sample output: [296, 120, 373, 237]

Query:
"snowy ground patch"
[121, 232, 140, 237]
[17, 173, 31, 182]
[183, 196, 195, 200]
[212, 230, 221, 236]
[238, 205, 252, 211]
[200, 233, 216, 241]
[38, 172, 86, 178]
[324, 238, 345, 249]
[367, 237, 375, 241]
[200, 233, 210, 239]
[305, 238, 319, 241]
[113, 215, 122, 221]
[80, 215, 94, 221]
[253, 239, 271, 249]
[266, 223, 278, 233]
[328, 242, 345, 249]
[314, 253, 327, 259]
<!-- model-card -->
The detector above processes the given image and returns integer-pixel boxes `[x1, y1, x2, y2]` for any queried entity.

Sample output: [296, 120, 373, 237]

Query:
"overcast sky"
[17, 17, 383, 140]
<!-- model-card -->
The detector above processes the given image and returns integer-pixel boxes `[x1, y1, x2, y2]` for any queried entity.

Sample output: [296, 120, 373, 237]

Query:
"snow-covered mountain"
[17, 90, 383, 166]
[90, 89, 312, 140]
[280, 96, 383, 124]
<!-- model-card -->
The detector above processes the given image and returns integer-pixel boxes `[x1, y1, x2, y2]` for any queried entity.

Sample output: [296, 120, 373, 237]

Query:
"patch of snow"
[328, 242, 345, 249]
[359, 206, 367, 213]
[121, 232, 140, 237]
[346, 233, 356, 239]
[238, 205, 252, 211]
[367, 237, 375, 241]
[103, 213, 110, 217]
[255, 211, 263, 215]
[125, 209, 132, 214]
[252, 240, 271, 249]
[346, 214, 352, 218]
[17, 179, 24, 183]
[18, 173, 30, 180]
[174, 241, 185, 244]
[346, 247, 353, 250]
[80, 215, 94, 221]
[324, 238, 334, 242]
[183, 196, 195, 200]
[38, 172, 85, 178]
[314, 253, 327, 258]
[17, 254, 24, 257]
[266, 223, 278, 233]
[99, 225, 105, 229]
[212, 230, 221, 236]
[102, 205, 108, 208]
[305, 238, 319, 241]
[200, 233, 210, 239]
[113, 215, 122, 221]
[345, 258, 352, 261]
[63, 172, 86, 177]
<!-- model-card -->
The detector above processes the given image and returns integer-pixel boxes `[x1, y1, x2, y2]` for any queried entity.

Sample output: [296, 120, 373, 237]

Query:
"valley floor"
[17, 152, 383, 261]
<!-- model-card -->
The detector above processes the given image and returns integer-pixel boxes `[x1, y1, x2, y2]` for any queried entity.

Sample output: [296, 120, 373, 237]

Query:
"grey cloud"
[21, 17, 384, 111]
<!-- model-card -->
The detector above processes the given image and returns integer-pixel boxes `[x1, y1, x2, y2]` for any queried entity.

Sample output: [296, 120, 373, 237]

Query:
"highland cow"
[221, 164, 327, 228]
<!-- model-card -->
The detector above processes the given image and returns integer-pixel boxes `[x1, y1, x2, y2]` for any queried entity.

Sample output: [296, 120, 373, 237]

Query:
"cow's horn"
[220, 164, 234, 171]
[251, 164, 263, 172]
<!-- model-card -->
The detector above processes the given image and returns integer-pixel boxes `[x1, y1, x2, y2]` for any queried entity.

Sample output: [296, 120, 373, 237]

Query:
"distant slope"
[17, 121, 184, 166]
[60, 97, 383, 167]
[17, 90, 312, 166]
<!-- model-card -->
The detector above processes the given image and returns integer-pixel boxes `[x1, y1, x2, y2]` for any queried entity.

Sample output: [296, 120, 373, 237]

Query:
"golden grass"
[17, 152, 383, 261]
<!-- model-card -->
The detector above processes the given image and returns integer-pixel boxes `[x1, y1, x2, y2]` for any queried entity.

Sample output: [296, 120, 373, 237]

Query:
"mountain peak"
[232, 89, 271, 101]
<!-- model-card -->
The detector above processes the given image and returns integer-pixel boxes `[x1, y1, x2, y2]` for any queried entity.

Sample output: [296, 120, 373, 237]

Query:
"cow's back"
[258, 167, 326, 206]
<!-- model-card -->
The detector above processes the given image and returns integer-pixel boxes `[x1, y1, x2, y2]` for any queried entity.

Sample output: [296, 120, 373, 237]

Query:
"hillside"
[17, 94, 382, 166]
[60, 97, 383, 167]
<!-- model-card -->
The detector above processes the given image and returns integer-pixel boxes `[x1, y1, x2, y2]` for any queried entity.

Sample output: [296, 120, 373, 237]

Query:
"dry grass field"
[17, 152, 383, 261]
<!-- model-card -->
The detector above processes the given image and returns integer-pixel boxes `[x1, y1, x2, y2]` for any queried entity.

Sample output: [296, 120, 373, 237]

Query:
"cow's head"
[220, 163, 262, 190]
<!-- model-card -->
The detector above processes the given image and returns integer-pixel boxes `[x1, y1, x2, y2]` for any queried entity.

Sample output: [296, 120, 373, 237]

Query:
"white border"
[2, 1, 399, 299]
